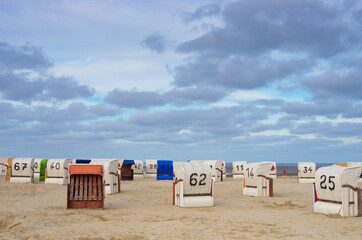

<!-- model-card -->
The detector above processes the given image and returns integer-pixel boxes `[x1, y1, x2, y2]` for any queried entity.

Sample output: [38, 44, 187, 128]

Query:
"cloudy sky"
[1, 0, 362, 163]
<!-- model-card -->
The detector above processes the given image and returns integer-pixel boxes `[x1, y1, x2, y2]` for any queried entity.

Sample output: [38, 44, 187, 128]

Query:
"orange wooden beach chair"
[67, 165, 105, 209]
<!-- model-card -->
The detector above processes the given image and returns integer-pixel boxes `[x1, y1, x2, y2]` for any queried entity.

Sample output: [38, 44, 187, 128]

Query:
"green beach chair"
[39, 159, 48, 182]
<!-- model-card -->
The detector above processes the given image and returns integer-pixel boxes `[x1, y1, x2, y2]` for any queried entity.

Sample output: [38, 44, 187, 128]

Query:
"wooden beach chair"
[67, 165, 105, 209]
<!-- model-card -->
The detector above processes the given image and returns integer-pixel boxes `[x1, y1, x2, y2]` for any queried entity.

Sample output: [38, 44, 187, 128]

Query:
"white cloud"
[177, 129, 193, 134]
[229, 90, 272, 100]
[250, 129, 290, 137]
[335, 137, 362, 145]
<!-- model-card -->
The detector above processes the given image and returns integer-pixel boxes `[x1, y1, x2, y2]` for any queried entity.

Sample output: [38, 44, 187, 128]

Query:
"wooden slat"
[82, 175, 87, 200]
[89, 174, 93, 200]
[78, 175, 83, 200]
[75, 175, 79, 200]
[98, 175, 103, 200]
[269, 178, 273, 197]
[92, 175, 97, 200]
[118, 174, 121, 193]
[173, 182, 175, 205]
[96, 175, 100, 200]
[82, 174, 85, 200]
[69, 175, 74, 200]
[72, 175, 76, 200]
[86, 175, 90, 200]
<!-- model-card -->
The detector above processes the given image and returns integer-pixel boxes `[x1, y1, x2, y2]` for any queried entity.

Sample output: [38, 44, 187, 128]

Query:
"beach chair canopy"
[315, 165, 362, 202]
[11, 158, 34, 177]
[133, 160, 144, 175]
[189, 160, 223, 181]
[123, 160, 135, 166]
[157, 160, 173, 180]
[75, 159, 92, 164]
[232, 161, 246, 175]
[174, 162, 212, 195]
[298, 162, 316, 178]
[244, 162, 273, 187]
[146, 159, 158, 174]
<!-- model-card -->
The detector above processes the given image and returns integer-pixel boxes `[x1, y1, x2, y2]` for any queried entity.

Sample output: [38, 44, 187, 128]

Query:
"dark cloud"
[252, 99, 285, 107]
[1, 97, 361, 162]
[88, 103, 122, 117]
[0, 73, 94, 102]
[105, 89, 168, 109]
[37, 76, 94, 101]
[342, 104, 362, 118]
[0, 42, 94, 103]
[0, 42, 51, 71]
[141, 32, 167, 53]
[170, 0, 362, 104]
[291, 121, 362, 138]
[180, 4, 221, 23]
[126, 106, 249, 143]
[282, 101, 351, 118]
[177, 0, 362, 57]
[303, 71, 362, 100]
[166, 87, 227, 105]
[105, 87, 228, 109]
[172, 57, 312, 89]
[0, 101, 121, 124]
[4, 97, 358, 148]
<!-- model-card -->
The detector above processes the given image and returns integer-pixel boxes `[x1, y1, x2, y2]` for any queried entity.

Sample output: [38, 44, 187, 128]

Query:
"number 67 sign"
[10, 158, 35, 183]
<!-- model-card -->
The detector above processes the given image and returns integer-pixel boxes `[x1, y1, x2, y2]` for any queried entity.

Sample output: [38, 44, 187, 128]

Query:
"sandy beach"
[0, 176, 361, 240]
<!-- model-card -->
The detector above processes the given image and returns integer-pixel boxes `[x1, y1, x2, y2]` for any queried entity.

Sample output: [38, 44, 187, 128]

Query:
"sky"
[1, 0, 362, 163]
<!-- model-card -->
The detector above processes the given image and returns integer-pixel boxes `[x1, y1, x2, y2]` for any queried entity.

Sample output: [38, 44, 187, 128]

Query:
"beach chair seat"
[119, 160, 135, 181]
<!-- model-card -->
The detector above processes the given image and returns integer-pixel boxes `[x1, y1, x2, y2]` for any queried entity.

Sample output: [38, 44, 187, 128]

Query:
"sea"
[225, 162, 335, 175]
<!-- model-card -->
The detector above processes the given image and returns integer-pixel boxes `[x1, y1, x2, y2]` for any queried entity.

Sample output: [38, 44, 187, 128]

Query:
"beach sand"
[0, 176, 361, 240]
